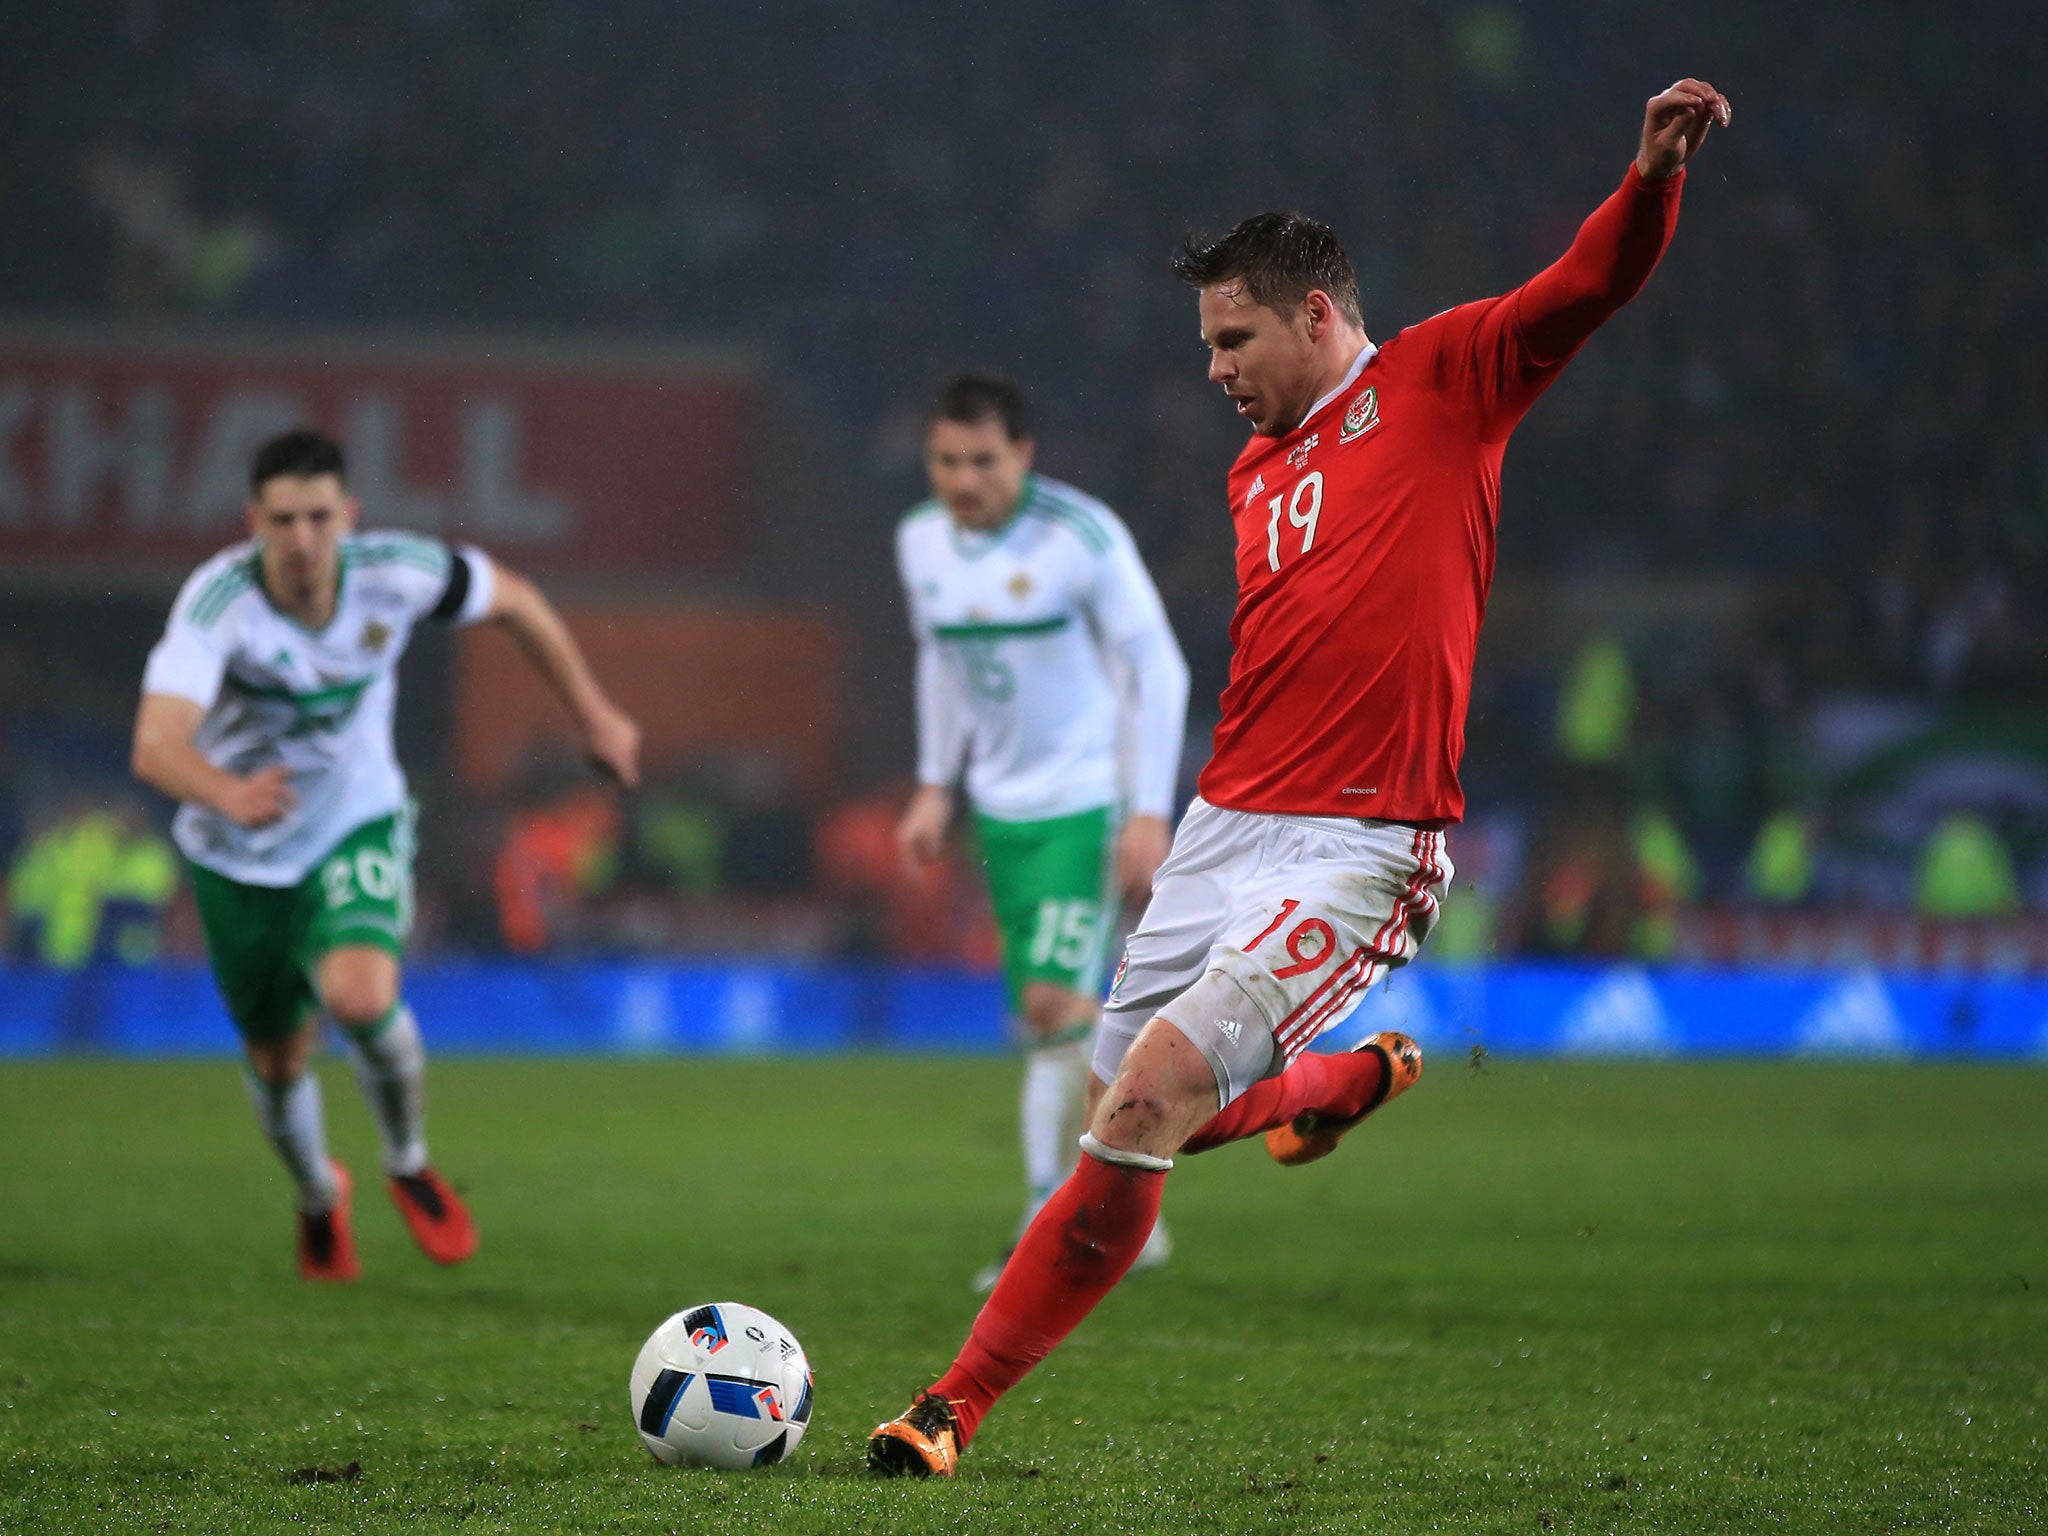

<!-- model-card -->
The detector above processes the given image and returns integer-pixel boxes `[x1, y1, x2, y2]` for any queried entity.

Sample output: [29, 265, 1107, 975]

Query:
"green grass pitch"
[1, 1053, 2042, 1534]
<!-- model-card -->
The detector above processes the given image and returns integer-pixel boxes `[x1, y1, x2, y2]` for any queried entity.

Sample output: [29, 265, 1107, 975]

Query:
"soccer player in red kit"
[870, 79, 1732, 1477]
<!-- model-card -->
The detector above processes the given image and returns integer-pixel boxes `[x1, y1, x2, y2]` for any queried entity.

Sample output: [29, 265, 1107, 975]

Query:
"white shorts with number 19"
[1094, 797, 1452, 1107]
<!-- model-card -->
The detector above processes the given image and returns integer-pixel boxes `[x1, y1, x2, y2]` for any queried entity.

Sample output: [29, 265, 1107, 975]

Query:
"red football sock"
[930, 1152, 1165, 1447]
[1178, 1047, 1387, 1155]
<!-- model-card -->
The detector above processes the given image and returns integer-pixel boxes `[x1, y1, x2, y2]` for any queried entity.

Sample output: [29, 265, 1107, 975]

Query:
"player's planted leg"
[870, 1015, 1215, 1475]
[1080, 1063, 1172, 1277]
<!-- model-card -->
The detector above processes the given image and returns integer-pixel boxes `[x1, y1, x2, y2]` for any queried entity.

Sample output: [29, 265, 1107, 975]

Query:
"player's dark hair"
[250, 428, 346, 493]
[1172, 212, 1363, 326]
[928, 373, 1032, 443]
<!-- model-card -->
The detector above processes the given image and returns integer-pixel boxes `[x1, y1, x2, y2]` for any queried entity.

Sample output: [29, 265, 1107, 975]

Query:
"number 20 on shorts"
[321, 847, 404, 911]
[1243, 898, 1336, 980]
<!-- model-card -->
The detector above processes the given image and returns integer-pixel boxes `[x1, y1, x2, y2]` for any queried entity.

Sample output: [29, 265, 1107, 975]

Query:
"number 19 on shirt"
[1264, 471, 1323, 572]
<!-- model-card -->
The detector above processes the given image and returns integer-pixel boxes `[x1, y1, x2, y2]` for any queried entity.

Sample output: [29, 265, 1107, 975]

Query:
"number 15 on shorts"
[1029, 899, 1099, 970]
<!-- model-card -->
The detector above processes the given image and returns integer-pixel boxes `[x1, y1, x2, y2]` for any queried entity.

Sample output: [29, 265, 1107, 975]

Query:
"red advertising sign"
[0, 325, 753, 573]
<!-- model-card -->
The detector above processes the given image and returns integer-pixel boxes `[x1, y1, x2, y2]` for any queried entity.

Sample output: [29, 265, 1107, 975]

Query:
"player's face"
[248, 474, 357, 604]
[1198, 281, 1322, 437]
[926, 417, 1034, 531]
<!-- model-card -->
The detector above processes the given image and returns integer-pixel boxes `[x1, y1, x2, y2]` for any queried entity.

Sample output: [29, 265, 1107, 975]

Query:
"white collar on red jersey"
[1299, 342, 1379, 432]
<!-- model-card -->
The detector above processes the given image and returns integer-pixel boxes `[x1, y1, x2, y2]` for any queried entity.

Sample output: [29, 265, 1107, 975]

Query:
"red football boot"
[387, 1167, 478, 1266]
[298, 1162, 361, 1283]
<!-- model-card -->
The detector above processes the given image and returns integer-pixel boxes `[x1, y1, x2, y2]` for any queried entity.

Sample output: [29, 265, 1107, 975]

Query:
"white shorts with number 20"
[1095, 797, 1452, 1106]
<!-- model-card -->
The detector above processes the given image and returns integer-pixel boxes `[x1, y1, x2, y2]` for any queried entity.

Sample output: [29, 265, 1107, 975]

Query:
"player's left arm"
[481, 564, 642, 789]
[1086, 519, 1191, 901]
[1511, 79, 1732, 368]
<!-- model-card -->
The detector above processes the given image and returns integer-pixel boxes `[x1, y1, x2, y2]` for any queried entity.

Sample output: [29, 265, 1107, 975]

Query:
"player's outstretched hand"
[584, 701, 642, 790]
[896, 785, 953, 873]
[1116, 814, 1171, 904]
[1636, 79, 1731, 180]
[220, 764, 296, 828]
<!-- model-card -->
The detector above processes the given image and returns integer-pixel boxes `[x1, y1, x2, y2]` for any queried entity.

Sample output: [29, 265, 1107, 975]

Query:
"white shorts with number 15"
[1094, 797, 1452, 1107]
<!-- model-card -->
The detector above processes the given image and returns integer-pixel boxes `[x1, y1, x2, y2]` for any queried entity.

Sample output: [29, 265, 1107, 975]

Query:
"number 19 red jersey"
[1195, 164, 1685, 825]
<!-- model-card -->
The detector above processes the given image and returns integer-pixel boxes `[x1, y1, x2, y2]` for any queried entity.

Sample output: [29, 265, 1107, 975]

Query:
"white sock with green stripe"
[243, 1070, 339, 1214]
[1020, 1025, 1091, 1226]
[343, 1003, 429, 1177]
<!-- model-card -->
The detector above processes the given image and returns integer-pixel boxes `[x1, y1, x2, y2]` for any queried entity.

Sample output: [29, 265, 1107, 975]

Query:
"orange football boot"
[867, 1391, 961, 1478]
[387, 1167, 478, 1266]
[298, 1162, 361, 1282]
[1266, 1031, 1423, 1167]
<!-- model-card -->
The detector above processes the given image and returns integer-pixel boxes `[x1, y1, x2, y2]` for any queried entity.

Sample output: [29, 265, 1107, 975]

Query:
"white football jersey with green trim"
[142, 531, 494, 886]
[897, 475, 1186, 823]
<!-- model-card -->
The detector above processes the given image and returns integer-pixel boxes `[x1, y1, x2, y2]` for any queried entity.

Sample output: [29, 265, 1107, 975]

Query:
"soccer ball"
[628, 1302, 814, 1469]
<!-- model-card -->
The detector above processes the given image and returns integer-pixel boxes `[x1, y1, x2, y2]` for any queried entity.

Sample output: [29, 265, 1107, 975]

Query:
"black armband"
[428, 551, 473, 622]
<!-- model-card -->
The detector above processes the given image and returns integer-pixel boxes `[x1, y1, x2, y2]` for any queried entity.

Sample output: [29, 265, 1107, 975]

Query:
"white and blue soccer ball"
[629, 1302, 814, 1469]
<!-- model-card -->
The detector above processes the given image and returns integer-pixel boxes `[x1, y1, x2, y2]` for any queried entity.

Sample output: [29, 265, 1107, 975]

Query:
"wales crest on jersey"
[1340, 386, 1381, 442]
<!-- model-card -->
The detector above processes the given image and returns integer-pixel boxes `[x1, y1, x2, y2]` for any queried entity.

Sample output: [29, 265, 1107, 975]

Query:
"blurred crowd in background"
[4, 2, 2044, 972]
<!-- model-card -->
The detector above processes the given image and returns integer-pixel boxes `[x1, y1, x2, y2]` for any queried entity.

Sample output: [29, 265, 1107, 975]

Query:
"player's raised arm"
[132, 693, 296, 827]
[1507, 79, 1732, 371]
[482, 565, 642, 789]
[1636, 78, 1732, 181]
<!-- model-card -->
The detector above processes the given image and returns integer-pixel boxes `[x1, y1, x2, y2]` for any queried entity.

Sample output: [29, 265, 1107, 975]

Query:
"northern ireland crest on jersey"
[358, 620, 393, 654]
[1006, 570, 1034, 602]
[1339, 386, 1380, 442]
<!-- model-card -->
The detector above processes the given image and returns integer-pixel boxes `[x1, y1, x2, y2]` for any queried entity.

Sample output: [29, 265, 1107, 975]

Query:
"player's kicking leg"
[870, 1004, 1411, 1475]
[316, 945, 477, 1266]
[870, 807, 1448, 1474]
[1262, 1031, 1423, 1165]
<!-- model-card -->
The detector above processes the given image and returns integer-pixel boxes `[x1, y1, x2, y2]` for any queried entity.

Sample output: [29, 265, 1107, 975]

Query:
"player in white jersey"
[894, 375, 1190, 1290]
[132, 429, 640, 1281]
